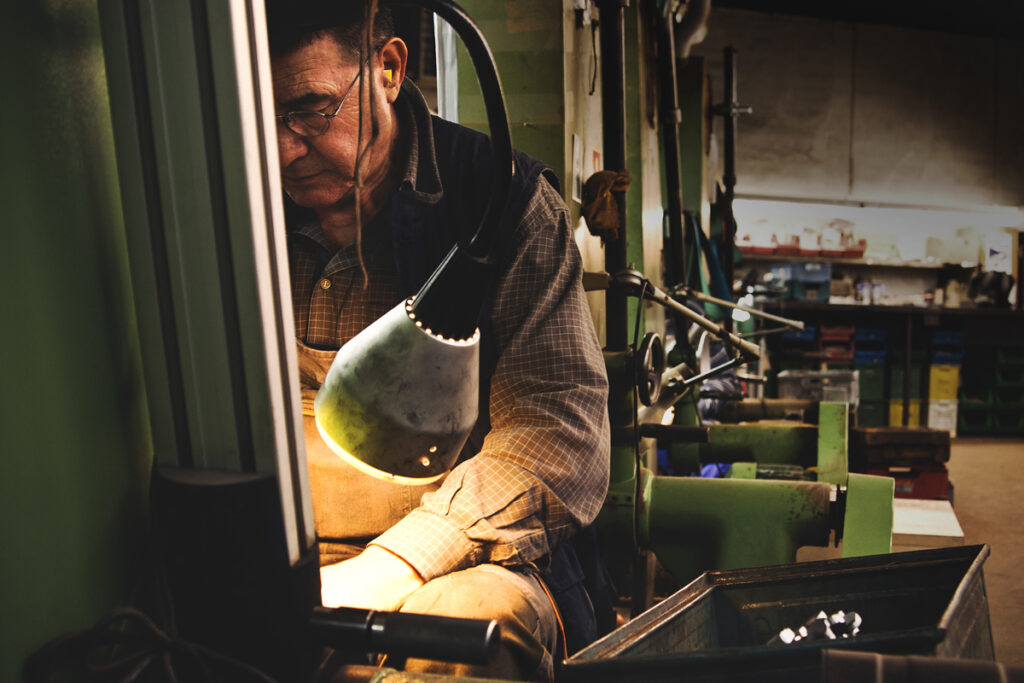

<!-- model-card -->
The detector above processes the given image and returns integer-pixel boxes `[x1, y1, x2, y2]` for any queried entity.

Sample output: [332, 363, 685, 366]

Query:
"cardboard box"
[927, 400, 959, 436]
[892, 498, 964, 552]
[869, 464, 949, 500]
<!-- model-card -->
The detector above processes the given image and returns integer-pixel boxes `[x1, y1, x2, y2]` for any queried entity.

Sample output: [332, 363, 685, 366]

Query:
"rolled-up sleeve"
[372, 176, 610, 581]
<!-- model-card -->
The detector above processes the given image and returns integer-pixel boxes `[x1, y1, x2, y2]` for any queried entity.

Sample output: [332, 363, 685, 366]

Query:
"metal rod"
[682, 356, 744, 387]
[903, 313, 912, 426]
[597, 0, 629, 350]
[633, 279, 762, 359]
[721, 46, 737, 212]
[740, 325, 794, 339]
[711, 45, 751, 325]
[679, 287, 804, 329]
[655, 11, 687, 290]
[603, 270, 761, 359]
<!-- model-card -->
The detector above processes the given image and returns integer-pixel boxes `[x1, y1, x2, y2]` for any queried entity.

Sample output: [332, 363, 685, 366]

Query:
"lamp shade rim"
[314, 415, 447, 485]
[314, 299, 480, 482]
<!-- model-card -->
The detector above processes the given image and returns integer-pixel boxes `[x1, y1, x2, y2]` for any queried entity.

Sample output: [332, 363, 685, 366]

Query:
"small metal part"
[770, 609, 862, 645]
[830, 610, 862, 638]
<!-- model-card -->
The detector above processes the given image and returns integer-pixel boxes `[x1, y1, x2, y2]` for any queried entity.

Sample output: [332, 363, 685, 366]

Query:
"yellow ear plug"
[383, 69, 393, 82]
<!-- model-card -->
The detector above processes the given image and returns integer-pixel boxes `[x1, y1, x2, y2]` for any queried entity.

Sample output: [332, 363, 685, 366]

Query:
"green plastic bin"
[856, 365, 886, 402]
[856, 401, 886, 428]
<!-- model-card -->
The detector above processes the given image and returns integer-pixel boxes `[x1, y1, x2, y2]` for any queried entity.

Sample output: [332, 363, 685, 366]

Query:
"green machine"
[597, 329, 894, 612]
[581, 2, 894, 613]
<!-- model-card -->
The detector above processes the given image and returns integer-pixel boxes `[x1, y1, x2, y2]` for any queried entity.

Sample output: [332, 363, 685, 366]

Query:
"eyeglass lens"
[284, 113, 332, 137]
[279, 60, 365, 138]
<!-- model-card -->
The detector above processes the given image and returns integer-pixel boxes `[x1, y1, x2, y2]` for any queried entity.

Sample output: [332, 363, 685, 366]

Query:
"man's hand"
[320, 545, 425, 611]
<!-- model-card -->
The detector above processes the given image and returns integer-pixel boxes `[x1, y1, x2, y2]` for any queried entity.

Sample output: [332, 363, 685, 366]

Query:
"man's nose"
[277, 125, 309, 166]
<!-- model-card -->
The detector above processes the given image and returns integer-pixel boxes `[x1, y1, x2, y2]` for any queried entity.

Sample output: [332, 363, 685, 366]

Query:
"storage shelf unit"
[758, 301, 1024, 435]
[740, 251, 978, 271]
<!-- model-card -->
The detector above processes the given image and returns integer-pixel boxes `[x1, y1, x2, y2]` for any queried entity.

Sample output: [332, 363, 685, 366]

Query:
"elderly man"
[268, 4, 610, 679]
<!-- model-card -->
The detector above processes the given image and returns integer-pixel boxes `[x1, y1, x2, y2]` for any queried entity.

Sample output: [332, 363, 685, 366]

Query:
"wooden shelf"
[762, 300, 1024, 318]
[738, 251, 977, 270]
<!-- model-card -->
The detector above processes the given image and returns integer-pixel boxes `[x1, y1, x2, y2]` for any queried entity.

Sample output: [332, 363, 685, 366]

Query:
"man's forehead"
[272, 35, 358, 97]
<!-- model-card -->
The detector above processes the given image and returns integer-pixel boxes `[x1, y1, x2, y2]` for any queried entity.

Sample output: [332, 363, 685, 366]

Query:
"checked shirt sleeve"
[372, 176, 611, 581]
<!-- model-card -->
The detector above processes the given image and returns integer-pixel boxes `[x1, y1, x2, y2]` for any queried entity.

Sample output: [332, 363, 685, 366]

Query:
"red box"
[843, 238, 867, 258]
[738, 245, 776, 255]
[821, 325, 855, 341]
[868, 464, 949, 500]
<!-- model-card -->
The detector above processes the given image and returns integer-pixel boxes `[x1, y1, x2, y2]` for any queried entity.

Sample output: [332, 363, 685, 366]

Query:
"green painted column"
[816, 401, 850, 485]
[622, 3, 647, 277]
[0, 2, 152, 678]
[455, 1, 566, 175]
[677, 57, 708, 220]
[622, 2, 666, 342]
[842, 473, 895, 557]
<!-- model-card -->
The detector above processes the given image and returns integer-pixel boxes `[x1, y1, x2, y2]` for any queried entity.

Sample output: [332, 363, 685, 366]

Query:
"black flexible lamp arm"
[388, 0, 514, 340]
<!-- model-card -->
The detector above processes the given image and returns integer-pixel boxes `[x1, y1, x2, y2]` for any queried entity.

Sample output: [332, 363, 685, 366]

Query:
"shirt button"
[320, 278, 332, 290]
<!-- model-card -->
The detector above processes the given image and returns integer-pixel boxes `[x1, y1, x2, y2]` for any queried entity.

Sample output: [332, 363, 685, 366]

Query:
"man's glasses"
[276, 61, 365, 138]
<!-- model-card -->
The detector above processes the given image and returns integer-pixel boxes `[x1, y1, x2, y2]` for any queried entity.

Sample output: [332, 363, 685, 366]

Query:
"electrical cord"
[23, 607, 280, 683]
[352, 0, 382, 288]
[629, 277, 651, 556]
[23, 521, 286, 683]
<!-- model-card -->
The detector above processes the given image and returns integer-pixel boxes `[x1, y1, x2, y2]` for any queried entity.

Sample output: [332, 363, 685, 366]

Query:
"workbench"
[892, 497, 965, 552]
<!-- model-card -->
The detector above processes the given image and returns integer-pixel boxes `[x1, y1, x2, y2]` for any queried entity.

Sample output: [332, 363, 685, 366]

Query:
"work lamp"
[314, 0, 512, 483]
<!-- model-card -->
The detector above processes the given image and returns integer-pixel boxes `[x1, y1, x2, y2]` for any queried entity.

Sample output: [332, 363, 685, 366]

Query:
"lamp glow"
[314, 417, 446, 485]
[314, 299, 481, 483]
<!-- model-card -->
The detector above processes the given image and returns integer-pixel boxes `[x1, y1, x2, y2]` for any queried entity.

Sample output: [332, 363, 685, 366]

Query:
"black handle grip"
[309, 606, 500, 665]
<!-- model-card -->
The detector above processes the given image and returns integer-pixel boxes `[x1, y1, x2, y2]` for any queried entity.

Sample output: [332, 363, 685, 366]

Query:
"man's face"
[271, 35, 390, 211]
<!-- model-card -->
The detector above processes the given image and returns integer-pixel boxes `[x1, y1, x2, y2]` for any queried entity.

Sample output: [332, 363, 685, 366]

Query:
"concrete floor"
[946, 437, 1024, 666]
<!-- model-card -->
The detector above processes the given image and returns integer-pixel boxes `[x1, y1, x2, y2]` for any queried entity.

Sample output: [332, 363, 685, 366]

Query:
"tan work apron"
[296, 340, 441, 565]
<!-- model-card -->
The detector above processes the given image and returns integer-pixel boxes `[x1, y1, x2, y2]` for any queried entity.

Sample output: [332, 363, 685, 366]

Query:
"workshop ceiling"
[712, 0, 1024, 40]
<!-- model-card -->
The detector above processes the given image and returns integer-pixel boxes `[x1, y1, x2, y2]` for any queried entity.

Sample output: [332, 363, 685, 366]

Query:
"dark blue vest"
[388, 115, 560, 458]
[388, 117, 609, 656]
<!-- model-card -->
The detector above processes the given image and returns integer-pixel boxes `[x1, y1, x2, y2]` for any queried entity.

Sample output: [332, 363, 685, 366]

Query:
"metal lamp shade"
[314, 298, 480, 483]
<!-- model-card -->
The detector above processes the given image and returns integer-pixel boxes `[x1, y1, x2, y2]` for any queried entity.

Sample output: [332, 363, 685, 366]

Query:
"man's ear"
[379, 37, 408, 101]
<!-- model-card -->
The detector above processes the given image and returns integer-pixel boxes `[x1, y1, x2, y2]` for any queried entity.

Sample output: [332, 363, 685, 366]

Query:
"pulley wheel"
[636, 332, 666, 407]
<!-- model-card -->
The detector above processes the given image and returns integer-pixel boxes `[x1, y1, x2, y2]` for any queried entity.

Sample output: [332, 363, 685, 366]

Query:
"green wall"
[456, 0, 566, 177]
[0, 2, 152, 679]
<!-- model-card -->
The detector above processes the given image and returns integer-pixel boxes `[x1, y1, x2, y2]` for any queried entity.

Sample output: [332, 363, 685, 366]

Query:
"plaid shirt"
[289, 83, 610, 581]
